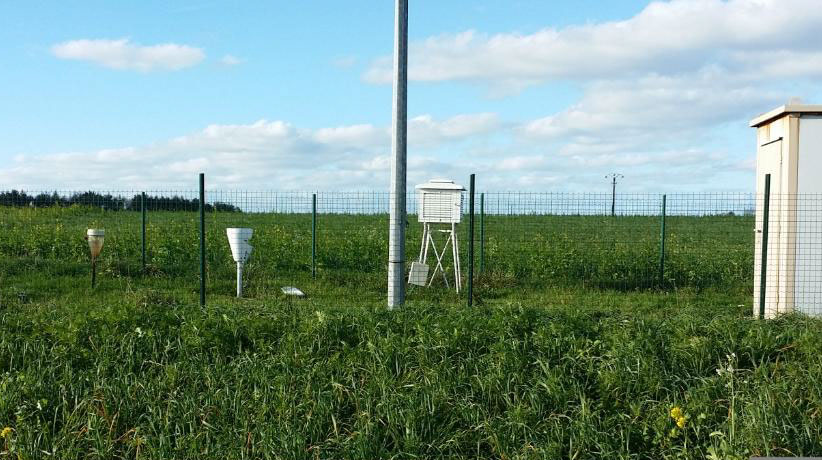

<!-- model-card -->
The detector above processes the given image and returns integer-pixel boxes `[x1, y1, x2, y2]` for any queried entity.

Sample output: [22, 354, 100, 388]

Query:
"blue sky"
[1, 0, 821, 191]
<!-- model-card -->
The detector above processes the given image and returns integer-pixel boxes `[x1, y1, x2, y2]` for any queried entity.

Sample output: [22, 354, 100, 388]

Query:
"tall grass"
[0, 289, 820, 458]
[4, 205, 813, 459]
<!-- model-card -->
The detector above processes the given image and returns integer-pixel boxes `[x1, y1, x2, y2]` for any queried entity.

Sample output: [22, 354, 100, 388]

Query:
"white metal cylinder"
[87, 228, 105, 260]
[387, 0, 408, 309]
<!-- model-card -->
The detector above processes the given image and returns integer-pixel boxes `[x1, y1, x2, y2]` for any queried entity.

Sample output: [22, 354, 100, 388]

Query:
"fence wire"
[755, 194, 822, 318]
[1, 188, 819, 316]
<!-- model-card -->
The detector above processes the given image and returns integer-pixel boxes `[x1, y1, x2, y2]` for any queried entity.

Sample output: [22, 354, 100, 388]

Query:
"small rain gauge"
[226, 228, 253, 298]
[86, 229, 105, 288]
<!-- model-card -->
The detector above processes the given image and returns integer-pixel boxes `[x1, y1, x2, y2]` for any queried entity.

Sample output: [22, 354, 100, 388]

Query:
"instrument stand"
[416, 222, 461, 292]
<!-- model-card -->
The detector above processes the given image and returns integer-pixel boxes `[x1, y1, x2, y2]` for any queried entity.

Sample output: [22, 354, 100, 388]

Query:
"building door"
[754, 139, 782, 317]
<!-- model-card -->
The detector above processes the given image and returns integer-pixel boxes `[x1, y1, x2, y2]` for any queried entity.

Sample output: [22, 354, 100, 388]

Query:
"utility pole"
[606, 173, 624, 216]
[387, 0, 408, 309]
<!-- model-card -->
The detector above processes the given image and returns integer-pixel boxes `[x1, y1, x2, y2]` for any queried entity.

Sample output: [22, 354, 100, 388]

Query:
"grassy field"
[3, 288, 822, 459]
[3, 206, 820, 459]
[0, 206, 754, 303]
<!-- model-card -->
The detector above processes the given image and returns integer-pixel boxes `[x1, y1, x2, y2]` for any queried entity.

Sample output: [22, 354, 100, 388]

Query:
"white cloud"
[0, 111, 754, 192]
[51, 38, 205, 71]
[219, 54, 244, 66]
[729, 50, 822, 79]
[314, 124, 386, 149]
[0, 115, 504, 191]
[332, 56, 357, 69]
[522, 71, 782, 147]
[502, 69, 777, 189]
[364, 0, 822, 91]
[409, 113, 499, 146]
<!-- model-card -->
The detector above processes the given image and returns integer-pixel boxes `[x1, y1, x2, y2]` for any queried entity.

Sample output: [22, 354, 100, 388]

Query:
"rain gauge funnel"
[226, 228, 253, 297]
[86, 229, 105, 288]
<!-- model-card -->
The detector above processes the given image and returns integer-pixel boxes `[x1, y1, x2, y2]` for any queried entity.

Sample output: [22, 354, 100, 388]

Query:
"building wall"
[794, 116, 822, 315]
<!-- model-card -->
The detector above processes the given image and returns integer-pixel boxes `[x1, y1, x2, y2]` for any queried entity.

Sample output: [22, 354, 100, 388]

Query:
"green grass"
[2, 289, 822, 459]
[0, 206, 754, 303]
[2, 206, 819, 459]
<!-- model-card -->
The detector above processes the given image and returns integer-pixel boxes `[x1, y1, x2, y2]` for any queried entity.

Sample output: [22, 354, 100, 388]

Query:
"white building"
[751, 104, 822, 318]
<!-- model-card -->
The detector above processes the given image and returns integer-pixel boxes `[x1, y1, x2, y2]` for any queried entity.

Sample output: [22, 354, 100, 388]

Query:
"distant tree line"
[0, 190, 241, 212]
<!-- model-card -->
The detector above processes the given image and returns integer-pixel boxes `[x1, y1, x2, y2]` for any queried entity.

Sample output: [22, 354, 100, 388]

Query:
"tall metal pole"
[759, 174, 771, 319]
[387, 0, 408, 309]
[467, 174, 475, 307]
[312, 193, 317, 279]
[659, 194, 666, 288]
[199, 173, 206, 308]
[141, 191, 146, 271]
[479, 192, 485, 274]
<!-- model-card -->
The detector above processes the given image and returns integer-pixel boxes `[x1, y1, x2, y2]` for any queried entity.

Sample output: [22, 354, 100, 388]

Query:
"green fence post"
[467, 174, 475, 307]
[312, 193, 317, 279]
[659, 194, 666, 288]
[199, 173, 206, 308]
[759, 174, 771, 319]
[479, 192, 484, 274]
[141, 191, 146, 272]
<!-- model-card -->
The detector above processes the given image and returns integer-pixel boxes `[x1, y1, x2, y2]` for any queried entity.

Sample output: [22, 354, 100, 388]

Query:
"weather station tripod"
[416, 222, 462, 292]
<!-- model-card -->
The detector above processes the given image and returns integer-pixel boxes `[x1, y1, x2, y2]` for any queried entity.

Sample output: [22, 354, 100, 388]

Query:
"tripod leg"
[427, 233, 444, 287]
[429, 233, 450, 288]
[419, 223, 428, 264]
[440, 235, 451, 288]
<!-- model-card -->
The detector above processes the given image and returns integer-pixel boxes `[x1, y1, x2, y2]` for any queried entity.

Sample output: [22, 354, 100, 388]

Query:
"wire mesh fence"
[473, 192, 756, 309]
[1, 187, 819, 316]
[755, 194, 822, 318]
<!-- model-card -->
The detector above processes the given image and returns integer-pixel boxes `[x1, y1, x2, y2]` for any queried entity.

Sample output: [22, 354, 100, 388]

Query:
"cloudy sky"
[1, 0, 821, 192]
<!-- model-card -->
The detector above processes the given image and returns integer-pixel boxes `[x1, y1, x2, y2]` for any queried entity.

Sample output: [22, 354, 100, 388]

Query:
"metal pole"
[141, 191, 146, 271]
[479, 192, 485, 274]
[611, 177, 616, 216]
[659, 194, 666, 288]
[199, 173, 206, 308]
[91, 259, 96, 288]
[468, 174, 475, 307]
[387, 0, 408, 309]
[237, 262, 243, 298]
[312, 193, 317, 279]
[759, 174, 771, 319]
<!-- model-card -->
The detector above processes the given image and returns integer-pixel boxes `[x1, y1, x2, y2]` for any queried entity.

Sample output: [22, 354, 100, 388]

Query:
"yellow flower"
[676, 416, 687, 429]
[670, 407, 683, 420]
[1, 427, 12, 438]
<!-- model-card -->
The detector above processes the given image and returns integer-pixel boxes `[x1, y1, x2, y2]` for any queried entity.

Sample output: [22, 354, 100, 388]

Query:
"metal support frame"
[418, 223, 461, 291]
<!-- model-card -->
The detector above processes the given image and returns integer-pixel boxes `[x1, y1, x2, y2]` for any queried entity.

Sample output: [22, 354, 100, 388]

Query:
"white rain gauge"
[408, 179, 465, 291]
[226, 228, 253, 298]
[86, 229, 105, 288]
